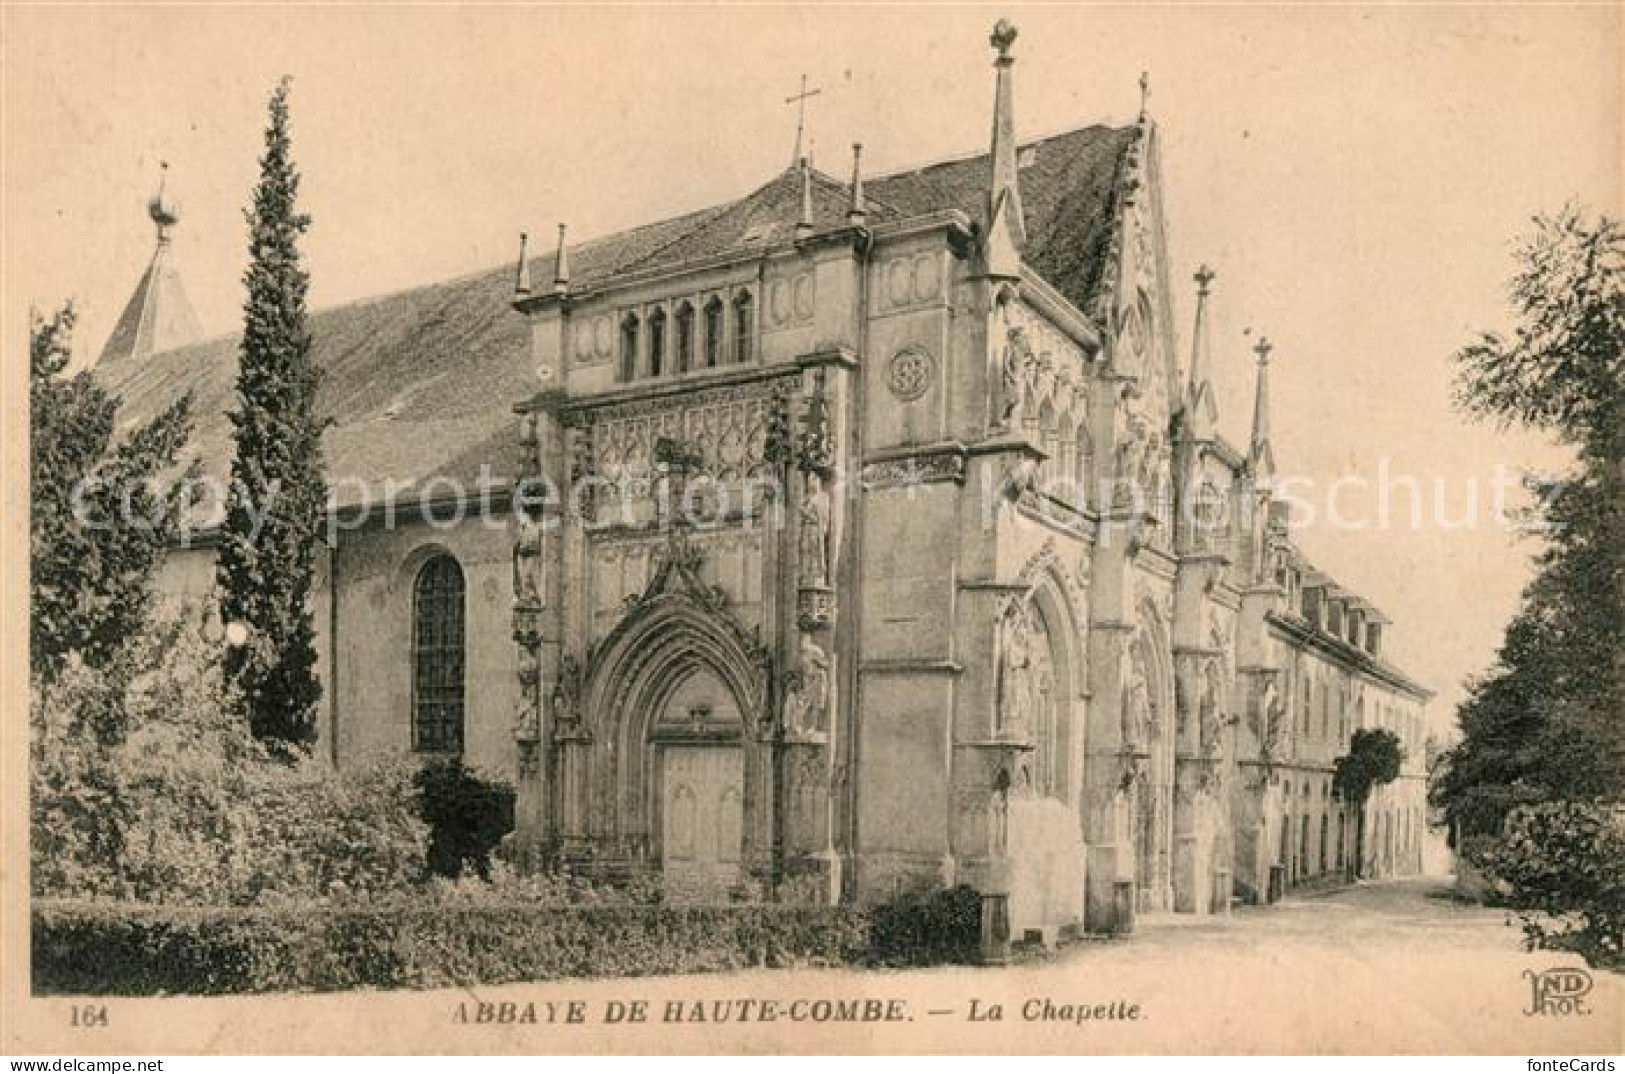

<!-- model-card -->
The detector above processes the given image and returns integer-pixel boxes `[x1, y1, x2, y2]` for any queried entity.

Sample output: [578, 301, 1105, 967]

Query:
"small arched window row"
[614, 288, 757, 384]
[412, 553, 466, 754]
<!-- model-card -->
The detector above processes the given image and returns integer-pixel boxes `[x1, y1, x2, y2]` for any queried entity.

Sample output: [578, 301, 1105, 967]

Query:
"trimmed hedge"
[32, 899, 874, 995]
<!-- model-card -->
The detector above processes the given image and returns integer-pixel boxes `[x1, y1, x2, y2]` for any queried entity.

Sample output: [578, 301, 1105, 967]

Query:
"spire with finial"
[1249, 335, 1277, 481]
[796, 155, 814, 239]
[982, 18, 1026, 280]
[513, 231, 532, 297]
[1138, 70, 1151, 123]
[1185, 264, 1219, 439]
[552, 223, 570, 295]
[96, 160, 203, 367]
[847, 142, 867, 226]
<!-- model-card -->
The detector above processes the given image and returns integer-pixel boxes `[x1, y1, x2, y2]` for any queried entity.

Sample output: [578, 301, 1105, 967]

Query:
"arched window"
[648, 307, 667, 377]
[675, 302, 695, 374]
[703, 297, 724, 367]
[732, 291, 754, 363]
[412, 554, 465, 753]
[619, 314, 640, 383]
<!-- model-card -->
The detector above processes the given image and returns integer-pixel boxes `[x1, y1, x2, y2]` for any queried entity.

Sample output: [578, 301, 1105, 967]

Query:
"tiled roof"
[870, 124, 1137, 309]
[97, 123, 1138, 508]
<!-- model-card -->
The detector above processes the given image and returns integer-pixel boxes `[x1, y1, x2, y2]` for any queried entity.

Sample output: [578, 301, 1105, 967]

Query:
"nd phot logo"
[1523, 967, 1593, 1017]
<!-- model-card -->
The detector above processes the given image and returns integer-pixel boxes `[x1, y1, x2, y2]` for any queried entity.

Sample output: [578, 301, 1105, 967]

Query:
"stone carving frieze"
[571, 380, 792, 489]
[860, 450, 966, 489]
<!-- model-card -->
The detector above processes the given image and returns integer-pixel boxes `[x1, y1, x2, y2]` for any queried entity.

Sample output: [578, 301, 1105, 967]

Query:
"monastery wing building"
[96, 21, 1430, 949]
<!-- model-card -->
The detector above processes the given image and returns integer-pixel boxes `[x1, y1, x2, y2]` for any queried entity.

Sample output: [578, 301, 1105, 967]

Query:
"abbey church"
[95, 21, 1431, 947]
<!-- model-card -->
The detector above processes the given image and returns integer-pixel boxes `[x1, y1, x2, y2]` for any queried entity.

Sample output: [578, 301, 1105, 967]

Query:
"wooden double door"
[659, 745, 743, 902]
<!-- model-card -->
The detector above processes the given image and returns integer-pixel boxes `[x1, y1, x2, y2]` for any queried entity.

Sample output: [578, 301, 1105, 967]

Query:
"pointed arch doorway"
[572, 540, 773, 904]
[651, 666, 745, 902]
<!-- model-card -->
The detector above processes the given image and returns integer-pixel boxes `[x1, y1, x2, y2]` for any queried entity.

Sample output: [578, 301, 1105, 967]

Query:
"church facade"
[96, 22, 1430, 947]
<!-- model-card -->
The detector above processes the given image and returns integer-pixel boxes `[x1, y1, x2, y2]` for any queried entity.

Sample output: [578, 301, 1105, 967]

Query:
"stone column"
[777, 371, 843, 904]
[509, 405, 561, 868]
[1083, 619, 1134, 932]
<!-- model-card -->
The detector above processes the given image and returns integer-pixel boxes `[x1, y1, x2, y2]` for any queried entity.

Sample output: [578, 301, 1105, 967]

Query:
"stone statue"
[798, 471, 831, 589]
[514, 696, 541, 744]
[1114, 415, 1148, 506]
[1121, 645, 1152, 750]
[551, 654, 580, 727]
[783, 636, 830, 735]
[1198, 670, 1222, 759]
[998, 603, 1034, 738]
[1258, 680, 1286, 758]
[513, 512, 543, 603]
[998, 326, 1026, 429]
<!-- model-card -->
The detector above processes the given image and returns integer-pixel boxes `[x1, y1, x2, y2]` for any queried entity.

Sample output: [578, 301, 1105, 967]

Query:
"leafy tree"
[1431, 208, 1625, 839]
[1483, 801, 1624, 968]
[216, 76, 328, 748]
[29, 302, 194, 679]
[1334, 727, 1404, 878]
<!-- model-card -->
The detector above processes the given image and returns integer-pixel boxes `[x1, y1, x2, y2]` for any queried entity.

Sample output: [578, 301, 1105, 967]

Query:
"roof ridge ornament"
[796, 155, 814, 239]
[847, 142, 867, 226]
[553, 223, 571, 295]
[513, 231, 531, 297]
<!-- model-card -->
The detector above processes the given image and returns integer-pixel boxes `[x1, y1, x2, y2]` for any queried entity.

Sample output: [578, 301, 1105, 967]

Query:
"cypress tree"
[217, 77, 327, 748]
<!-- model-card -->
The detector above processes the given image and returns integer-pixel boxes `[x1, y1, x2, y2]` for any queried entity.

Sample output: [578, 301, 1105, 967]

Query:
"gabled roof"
[96, 122, 1140, 508]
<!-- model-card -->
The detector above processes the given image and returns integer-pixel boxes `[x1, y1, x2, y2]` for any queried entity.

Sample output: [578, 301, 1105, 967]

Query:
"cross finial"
[785, 74, 822, 166]
[991, 18, 1018, 60]
[1194, 263, 1216, 295]
[1139, 71, 1151, 120]
[1254, 335, 1273, 364]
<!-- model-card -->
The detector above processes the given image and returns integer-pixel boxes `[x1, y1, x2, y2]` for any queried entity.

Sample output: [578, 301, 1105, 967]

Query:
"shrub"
[415, 758, 515, 879]
[32, 899, 872, 995]
[31, 602, 429, 906]
[1481, 799, 1625, 968]
[866, 883, 981, 966]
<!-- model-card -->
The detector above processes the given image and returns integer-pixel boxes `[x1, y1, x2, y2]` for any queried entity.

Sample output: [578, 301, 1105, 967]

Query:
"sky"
[3, 4, 1619, 734]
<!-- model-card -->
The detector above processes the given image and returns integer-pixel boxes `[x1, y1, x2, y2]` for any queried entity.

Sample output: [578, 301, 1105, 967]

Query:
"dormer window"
[703, 297, 723, 367]
[648, 307, 667, 377]
[675, 302, 695, 373]
[733, 290, 755, 363]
